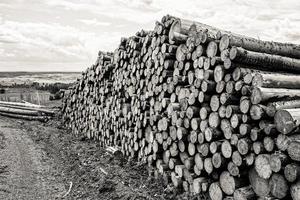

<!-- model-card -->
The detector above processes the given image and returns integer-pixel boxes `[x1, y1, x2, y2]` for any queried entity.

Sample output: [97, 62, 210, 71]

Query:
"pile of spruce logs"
[62, 15, 300, 200]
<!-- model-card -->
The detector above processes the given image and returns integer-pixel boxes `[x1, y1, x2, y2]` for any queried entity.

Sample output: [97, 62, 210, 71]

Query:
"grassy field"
[0, 71, 81, 86]
[0, 71, 81, 105]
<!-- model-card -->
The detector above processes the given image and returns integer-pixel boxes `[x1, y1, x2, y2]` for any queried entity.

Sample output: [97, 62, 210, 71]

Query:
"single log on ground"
[0, 106, 42, 116]
[0, 104, 55, 115]
[0, 111, 48, 121]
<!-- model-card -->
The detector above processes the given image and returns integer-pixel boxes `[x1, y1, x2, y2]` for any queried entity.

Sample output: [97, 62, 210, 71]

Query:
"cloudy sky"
[0, 0, 299, 72]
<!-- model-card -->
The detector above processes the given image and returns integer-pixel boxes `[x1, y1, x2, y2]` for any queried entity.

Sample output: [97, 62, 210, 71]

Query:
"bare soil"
[0, 115, 192, 200]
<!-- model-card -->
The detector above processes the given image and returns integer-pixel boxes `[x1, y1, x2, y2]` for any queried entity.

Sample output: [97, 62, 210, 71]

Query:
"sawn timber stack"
[62, 15, 300, 200]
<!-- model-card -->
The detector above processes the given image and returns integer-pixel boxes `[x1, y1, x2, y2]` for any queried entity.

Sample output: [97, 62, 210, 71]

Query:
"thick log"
[227, 161, 239, 177]
[237, 138, 251, 155]
[255, 154, 272, 179]
[284, 163, 300, 183]
[269, 173, 289, 199]
[267, 99, 300, 117]
[220, 34, 300, 59]
[209, 182, 223, 200]
[248, 168, 271, 197]
[220, 171, 244, 195]
[287, 141, 300, 161]
[230, 47, 300, 73]
[251, 87, 300, 105]
[276, 134, 300, 151]
[252, 72, 300, 89]
[270, 152, 288, 173]
[249, 104, 267, 120]
[233, 186, 256, 200]
[212, 152, 225, 169]
[169, 18, 222, 44]
[291, 181, 300, 200]
[204, 157, 213, 174]
[275, 109, 300, 134]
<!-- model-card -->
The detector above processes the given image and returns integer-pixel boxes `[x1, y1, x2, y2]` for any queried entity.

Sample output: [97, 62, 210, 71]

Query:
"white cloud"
[0, 20, 121, 66]
[46, 0, 161, 24]
[0, 0, 300, 72]
[79, 18, 110, 26]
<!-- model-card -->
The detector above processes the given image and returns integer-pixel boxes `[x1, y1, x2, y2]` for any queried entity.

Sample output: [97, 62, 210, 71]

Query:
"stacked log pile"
[62, 15, 300, 199]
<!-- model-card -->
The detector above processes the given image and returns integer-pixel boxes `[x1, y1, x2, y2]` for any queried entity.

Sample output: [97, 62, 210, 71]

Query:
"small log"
[276, 134, 300, 151]
[220, 171, 244, 195]
[275, 109, 300, 134]
[248, 168, 271, 197]
[270, 151, 288, 173]
[0, 112, 48, 122]
[227, 161, 240, 177]
[291, 181, 300, 200]
[233, 186, 256, 200]
[209, 182, 223, 200]
[284, 163, 300, 183]
[221, 140, 232, 158]
[269, 173, 289, 199]
[255, 154, 272, 179]
[287, 141, 300, 161]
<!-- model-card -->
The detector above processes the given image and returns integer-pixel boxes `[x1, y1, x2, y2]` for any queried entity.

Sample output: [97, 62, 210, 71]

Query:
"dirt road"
[0, 116, 178, 200]
[0, 117, 65, 200]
